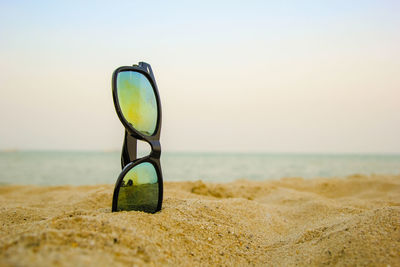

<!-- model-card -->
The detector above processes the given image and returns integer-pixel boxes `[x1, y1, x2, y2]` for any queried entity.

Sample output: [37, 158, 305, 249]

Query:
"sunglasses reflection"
[117, 178, 159, 213]
[121, 179, 133, 187]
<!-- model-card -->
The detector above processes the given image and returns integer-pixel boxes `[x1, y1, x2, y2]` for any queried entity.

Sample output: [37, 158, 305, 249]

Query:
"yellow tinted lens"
[117, 162, 159, 213]
[117, 71, 157, 135]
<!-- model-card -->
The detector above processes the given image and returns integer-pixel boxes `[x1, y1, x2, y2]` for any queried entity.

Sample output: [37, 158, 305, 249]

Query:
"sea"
[0, 151, 399, 185]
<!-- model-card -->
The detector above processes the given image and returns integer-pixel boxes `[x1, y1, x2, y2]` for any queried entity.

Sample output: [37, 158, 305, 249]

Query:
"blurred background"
[0, 1, 399, 184]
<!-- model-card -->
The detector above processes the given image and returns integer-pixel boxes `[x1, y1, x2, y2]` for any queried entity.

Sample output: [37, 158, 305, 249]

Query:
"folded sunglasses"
[111, 62, 163, 213]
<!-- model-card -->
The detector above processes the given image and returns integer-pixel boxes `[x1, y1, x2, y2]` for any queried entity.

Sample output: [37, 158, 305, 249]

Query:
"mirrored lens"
[117, 71, 158, 136]
[116, 162, 159, 213]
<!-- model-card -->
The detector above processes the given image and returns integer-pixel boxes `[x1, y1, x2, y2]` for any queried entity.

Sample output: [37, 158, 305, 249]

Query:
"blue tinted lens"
[117, 71, 158, 135]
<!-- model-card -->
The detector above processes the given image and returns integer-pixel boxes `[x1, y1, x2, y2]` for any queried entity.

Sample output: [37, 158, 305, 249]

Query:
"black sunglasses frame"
[111, 62, 163, 213]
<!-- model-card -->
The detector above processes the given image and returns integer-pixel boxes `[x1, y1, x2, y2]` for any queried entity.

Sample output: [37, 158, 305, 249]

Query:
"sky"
[0, 0, 399, 153]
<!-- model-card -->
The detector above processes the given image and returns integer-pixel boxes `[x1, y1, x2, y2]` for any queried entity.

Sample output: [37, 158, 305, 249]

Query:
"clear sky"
[0, 1, 399, 153]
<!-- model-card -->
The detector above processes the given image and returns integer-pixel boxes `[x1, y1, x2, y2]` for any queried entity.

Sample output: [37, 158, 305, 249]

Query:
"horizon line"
[1, 149, 400, 156]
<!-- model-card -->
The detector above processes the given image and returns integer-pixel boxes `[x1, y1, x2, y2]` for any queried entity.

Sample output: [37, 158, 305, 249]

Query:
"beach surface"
[1, 174, 399, 266]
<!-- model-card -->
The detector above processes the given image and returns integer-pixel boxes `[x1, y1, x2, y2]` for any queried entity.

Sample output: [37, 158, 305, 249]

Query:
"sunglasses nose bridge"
[149, 140, 161, 158]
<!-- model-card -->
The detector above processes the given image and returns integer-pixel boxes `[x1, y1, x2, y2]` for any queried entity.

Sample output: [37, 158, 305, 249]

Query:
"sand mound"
[1, 174, 399, 266]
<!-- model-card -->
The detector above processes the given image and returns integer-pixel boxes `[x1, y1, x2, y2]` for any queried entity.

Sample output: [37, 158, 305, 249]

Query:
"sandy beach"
[0, 174, 399, 266]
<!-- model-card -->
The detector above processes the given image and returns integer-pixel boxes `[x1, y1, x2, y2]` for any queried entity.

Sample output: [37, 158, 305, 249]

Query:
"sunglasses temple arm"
[138, 62, 157, 87]
[121, 131, 137, 169]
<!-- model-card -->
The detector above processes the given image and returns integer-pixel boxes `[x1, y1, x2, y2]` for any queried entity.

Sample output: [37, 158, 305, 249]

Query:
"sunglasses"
[111, 62, 163, 213]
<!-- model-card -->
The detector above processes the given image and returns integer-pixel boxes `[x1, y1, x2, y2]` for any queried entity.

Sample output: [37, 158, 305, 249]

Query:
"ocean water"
[0, 151, 399, 185]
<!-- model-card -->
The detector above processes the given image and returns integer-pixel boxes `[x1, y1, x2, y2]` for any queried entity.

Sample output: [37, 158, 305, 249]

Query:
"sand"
[0, 174, 399, 266]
